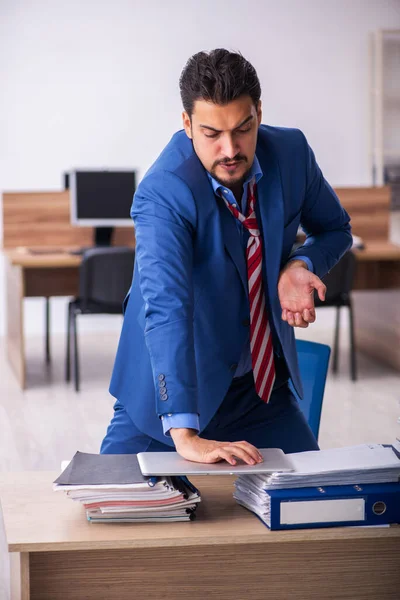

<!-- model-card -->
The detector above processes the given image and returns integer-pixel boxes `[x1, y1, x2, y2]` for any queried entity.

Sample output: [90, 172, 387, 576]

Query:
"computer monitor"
[69, 169, 136, 246]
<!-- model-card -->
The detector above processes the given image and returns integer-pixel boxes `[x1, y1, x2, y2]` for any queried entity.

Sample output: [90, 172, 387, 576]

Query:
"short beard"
[210, 154, 251, 188]
[210, 162, 251, 191]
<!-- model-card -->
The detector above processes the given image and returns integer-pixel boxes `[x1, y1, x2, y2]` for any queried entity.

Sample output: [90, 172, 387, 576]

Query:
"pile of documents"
[54, 452, 201, 523]
[233, 444, 400, 530]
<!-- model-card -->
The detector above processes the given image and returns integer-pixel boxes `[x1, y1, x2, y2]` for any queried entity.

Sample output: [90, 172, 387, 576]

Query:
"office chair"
[314, 250, 357, 381]
[290, 339, 331, 441]
[65, 247, 134, 392]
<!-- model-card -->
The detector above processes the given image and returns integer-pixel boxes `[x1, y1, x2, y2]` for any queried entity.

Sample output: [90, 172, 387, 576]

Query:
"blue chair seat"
[289, 339, 331, 441]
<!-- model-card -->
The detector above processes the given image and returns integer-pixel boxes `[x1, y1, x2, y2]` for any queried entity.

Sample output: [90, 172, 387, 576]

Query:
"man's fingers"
[285, 311, 309, 328]
[224, 444, 258, 465]
[302, 308, 316, 323]
[295, 312, 309, 328]
[284, 308, 313, 326]
[230, 441, 263, 463]
[311, 275, 326, 302]
[214, 449, 237, 466]
[294, 312, 303, 326]
[215, 444, 259, 465]
[286, 310, 295, 326]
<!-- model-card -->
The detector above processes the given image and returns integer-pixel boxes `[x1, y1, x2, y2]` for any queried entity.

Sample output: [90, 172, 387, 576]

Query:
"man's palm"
[278, 265, 326, 327]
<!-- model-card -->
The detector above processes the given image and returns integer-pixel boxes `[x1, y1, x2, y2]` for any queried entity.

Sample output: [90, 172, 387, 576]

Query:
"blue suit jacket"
[109, 125, 352, 445]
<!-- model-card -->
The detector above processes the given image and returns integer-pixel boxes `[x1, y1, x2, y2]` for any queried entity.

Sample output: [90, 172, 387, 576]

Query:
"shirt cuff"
[289, 255, 314, 273]
[161, 413, 200, 437]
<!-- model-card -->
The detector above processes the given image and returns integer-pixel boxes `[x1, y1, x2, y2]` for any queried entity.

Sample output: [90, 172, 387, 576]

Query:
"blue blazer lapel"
[183, 154, 248, 294]
[217, 197, 248, 294]
[255, 147, 284, 292]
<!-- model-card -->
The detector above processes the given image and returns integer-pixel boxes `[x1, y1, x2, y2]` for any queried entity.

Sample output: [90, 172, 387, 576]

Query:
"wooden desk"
[352, 241, 400, 290]
[2, 189, 134, 389]
[350, 242, 400, 370]
[4, 249, 83, 389]
[1, 472, 399, 600]
[332, 187, 400, 369]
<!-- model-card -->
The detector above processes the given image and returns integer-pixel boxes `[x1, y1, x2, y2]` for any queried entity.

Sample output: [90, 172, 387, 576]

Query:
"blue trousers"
[101, 371, 319, 455]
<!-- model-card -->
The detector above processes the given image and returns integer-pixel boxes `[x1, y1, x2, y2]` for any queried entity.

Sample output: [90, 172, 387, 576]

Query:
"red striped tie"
[222, 179, 276, 403]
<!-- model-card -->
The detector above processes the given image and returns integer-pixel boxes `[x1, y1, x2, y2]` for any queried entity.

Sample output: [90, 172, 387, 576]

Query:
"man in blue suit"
[101, 49, 352, 464]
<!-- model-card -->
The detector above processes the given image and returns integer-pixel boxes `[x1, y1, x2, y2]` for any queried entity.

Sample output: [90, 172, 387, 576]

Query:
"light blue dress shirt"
[161, 156, 313, 436]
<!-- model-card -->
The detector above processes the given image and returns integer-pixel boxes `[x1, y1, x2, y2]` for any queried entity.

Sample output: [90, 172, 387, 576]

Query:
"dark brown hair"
[179, 49, 261, 118]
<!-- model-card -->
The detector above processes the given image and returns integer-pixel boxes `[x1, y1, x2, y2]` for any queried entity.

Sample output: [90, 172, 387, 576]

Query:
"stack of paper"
[234, 444, 400, 523]
[54, 452, 201, 523]
[234, 479, 275, 527]
[236, 444, 400, 490]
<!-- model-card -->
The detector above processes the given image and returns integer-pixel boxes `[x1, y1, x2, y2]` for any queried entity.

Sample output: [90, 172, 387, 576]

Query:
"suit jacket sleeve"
[289, 132, 353, 278]
[131, 170, 199, 418]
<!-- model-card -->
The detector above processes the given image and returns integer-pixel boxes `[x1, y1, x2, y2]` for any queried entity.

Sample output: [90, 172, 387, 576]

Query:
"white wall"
[1, 0, 400, 337]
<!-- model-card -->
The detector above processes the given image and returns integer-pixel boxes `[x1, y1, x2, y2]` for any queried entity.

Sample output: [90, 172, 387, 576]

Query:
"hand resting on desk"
[169, 428, 263, 465]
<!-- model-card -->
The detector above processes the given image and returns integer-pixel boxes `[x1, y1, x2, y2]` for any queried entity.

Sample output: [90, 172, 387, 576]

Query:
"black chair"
[65, 247, 135, 392]
[314, 250, 357, 381]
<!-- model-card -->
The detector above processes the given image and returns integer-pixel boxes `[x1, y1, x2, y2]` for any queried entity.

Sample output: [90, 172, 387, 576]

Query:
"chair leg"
[348, 301, 358, 382]
[332, 306, 340, 373]
[66, 303, 71, 382]
[72, 310, 80, 392]
[45, 297, 51, 363]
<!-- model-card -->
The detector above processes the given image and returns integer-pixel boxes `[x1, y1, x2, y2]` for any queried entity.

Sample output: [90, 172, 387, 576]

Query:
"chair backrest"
[314, 250, 356, 306]
[79, 247, 135, 310]
[289, 339, 331, 441]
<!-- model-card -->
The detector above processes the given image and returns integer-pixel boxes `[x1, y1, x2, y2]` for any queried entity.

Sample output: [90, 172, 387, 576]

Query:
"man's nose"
[220, 134, 238, 159]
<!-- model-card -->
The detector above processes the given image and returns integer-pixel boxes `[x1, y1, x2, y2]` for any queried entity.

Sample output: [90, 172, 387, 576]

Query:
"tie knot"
[224, 201, 260, 237]
[220, 177, 259, 236]
[242, 214, 260, 237]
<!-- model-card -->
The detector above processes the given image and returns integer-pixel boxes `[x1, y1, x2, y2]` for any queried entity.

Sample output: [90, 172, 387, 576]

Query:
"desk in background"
[337, 187, 400, 372]
[1, 472, 399, 600]
[296, 187, 400, 370]
[352, 241, 400, 373]
[2, 190, 133, 389]
[5, 249, 82, 389]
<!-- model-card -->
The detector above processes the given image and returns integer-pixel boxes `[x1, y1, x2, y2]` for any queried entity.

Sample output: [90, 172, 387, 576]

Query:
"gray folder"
[54, 451, 147, 485]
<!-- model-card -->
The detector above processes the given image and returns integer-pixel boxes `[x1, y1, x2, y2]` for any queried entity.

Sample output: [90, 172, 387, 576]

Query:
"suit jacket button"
[242, 318, 250, 327]
[159, 380, 166, 388]
[230, 363, 238, 371]
[158, 374, 165, 381]
[160, 393, 168, 401]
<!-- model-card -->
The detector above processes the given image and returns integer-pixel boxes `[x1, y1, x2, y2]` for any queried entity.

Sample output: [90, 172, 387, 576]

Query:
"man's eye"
[204, 132, 219, 138]
[237, 127, 251, 134]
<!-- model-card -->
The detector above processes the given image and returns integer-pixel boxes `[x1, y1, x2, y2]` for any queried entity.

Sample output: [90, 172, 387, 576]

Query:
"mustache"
[212, 154, 247, 169]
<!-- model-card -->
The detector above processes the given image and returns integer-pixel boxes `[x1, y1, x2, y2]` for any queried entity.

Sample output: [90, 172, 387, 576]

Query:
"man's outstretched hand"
[278, 260, 326, 328]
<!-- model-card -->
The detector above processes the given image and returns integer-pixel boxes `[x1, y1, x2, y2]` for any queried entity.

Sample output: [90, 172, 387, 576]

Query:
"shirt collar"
[207, 154, 263, 196]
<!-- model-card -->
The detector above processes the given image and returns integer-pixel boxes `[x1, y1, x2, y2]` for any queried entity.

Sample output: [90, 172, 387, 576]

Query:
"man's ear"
[256, 101, 262, 126]
[182, 111, 192, 139]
